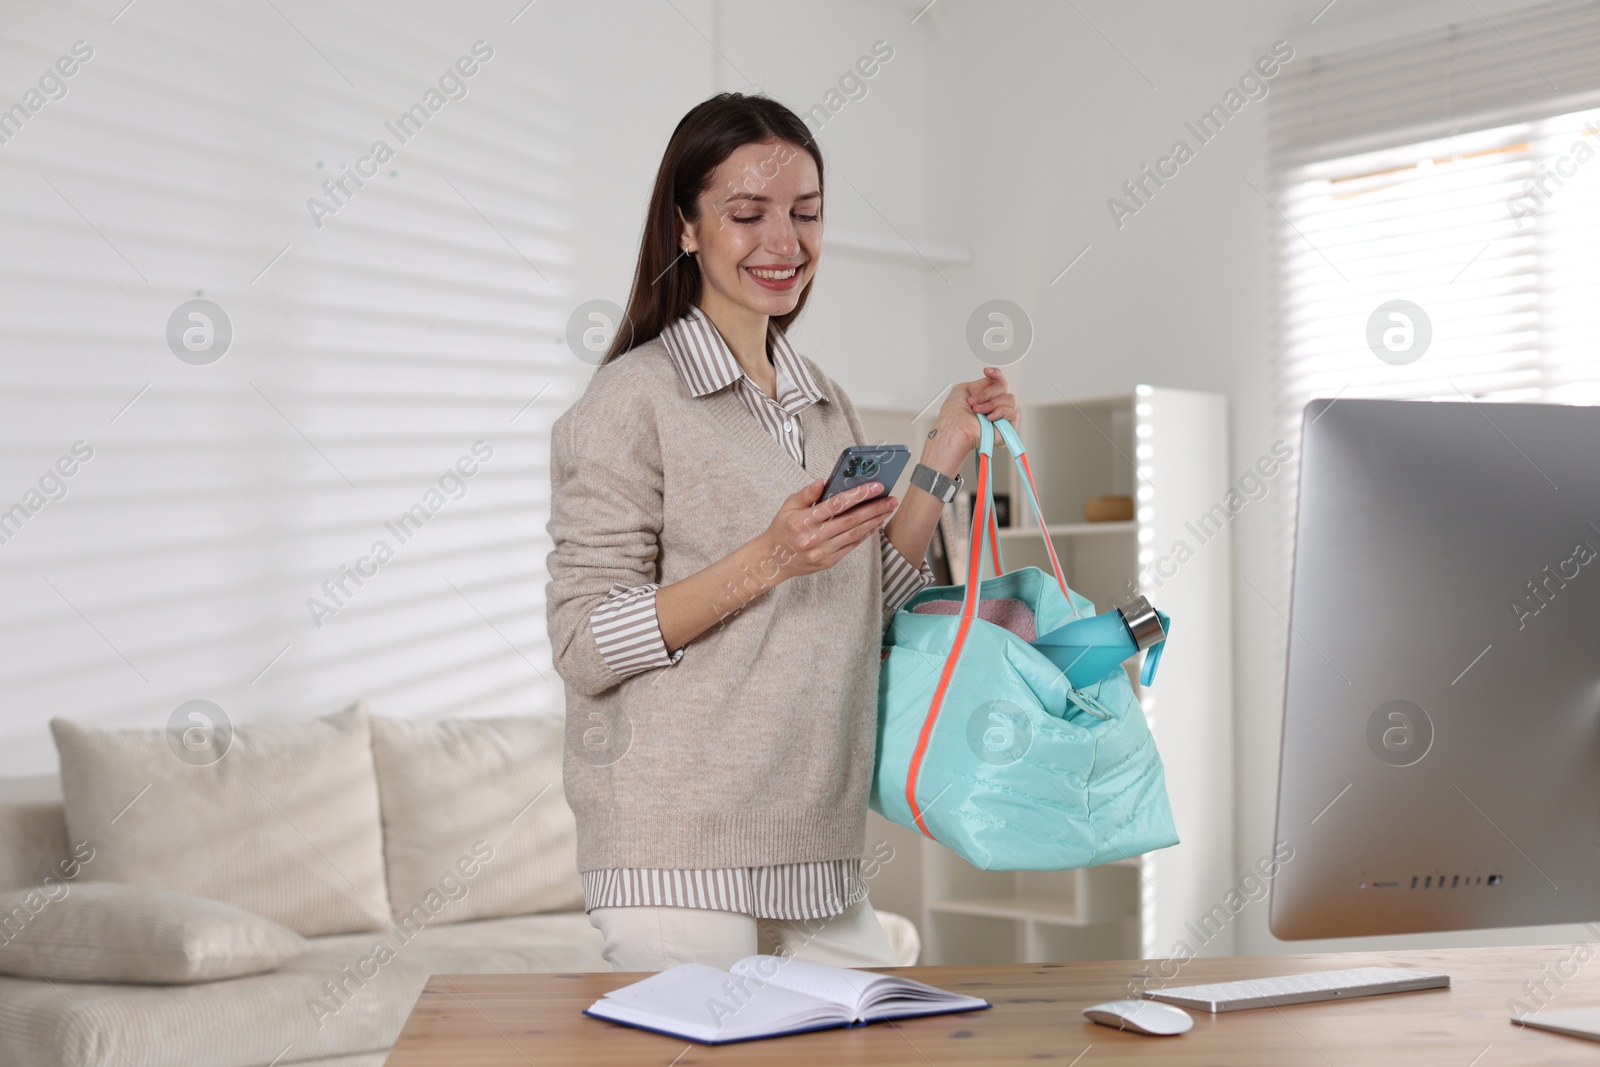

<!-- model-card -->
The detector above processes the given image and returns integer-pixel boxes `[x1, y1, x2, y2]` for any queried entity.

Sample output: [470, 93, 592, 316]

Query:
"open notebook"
[583, 955, 991, 1045]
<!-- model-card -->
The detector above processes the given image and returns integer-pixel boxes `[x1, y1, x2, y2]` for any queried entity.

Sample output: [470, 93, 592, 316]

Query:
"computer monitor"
[1270, 397, 1600, 940]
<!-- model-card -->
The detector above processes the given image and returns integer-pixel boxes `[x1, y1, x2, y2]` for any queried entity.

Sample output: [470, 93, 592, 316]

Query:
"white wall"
[717, 0, 943, 410]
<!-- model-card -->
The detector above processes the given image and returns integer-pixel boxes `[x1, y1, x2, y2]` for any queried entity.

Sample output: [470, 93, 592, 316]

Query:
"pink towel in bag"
[909, 596, 1037, 643]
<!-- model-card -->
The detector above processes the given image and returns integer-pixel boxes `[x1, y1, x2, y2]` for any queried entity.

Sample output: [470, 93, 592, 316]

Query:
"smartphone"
[819, 444, 911, 504]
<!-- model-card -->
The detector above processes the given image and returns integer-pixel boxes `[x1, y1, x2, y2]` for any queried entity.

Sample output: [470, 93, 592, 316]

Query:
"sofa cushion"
[0, 910, 609, 1067]
[0, 908, 917, 1067]
[0, 776, 70, 894]
[0, 883, 306, 984]
[370, 715, 584, 923]
[872, 907, 921, 967]
[50, 701, 391, 937]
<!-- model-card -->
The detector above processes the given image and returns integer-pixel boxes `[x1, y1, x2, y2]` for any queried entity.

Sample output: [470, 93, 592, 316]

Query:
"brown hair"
[601, 92, 824, 366]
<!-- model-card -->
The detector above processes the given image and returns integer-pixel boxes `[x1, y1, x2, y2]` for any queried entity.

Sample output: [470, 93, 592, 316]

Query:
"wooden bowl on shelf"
[1083, 495, 1134, 523]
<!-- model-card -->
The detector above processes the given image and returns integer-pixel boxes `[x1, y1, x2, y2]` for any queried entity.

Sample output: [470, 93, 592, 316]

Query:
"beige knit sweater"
[546, 335, 886, 871]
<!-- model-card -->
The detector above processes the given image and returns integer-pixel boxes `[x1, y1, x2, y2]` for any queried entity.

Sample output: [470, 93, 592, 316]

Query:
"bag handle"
[979, 446, 1006, 577]
[997, 417, 1080, 619]
[903, 413, 1089, 840]
[959, 415, 1081, 622]
[956, 416, 996, 621]
[904, 418, 999, 838]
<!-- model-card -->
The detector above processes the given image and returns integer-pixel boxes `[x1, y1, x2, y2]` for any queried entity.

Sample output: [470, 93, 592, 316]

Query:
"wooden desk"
[385, 944, 1600, 1065]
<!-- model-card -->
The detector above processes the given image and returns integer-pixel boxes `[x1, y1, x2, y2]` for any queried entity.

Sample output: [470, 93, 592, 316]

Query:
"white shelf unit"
[856, 386, 1235, 965]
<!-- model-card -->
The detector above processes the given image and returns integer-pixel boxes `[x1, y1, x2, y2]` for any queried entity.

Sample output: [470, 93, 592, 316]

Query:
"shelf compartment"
[1027, 918, 1141, 963]
[925, 911, 1023, 965]
[997, 521, 1136, 538]
[1012, 399, 1136, 528]
[930, 895, 1093, 926]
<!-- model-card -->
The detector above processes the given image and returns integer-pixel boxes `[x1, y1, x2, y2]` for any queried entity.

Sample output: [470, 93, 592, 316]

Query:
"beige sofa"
[0, 708, 919, 1067]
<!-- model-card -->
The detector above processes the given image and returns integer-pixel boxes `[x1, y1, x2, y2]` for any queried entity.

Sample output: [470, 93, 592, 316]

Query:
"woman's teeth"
[748, 267, 797, 280]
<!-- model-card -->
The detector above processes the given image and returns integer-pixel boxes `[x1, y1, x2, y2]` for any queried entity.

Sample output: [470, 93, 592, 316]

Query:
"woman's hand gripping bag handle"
[871, 411, 1180, 871]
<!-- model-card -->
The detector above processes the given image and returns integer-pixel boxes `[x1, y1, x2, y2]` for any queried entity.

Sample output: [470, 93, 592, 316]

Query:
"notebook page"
[729, 956, 880, 1014]
[593, 962, 844, 1042]
[728, 956, 991, 1021]
[860, 972, 979, 1004]
[860, 983, 991, 1020]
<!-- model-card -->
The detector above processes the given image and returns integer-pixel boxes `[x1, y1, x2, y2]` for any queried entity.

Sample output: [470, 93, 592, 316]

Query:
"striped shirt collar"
[659, 304, 828, 406]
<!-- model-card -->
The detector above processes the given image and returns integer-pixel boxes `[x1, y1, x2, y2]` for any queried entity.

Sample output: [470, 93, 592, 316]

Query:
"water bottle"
[1031, 594, 1172, 688]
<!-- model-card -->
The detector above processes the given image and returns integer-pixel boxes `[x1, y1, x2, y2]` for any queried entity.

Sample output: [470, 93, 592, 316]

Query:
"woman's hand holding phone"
[656, 477, 894, 655]
[756, 478, 897, 582]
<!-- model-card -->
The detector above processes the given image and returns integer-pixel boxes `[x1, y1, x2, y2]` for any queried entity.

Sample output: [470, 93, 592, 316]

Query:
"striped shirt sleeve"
[595, 536, 931, 664]
[589, 581, 684, 678]
[582, 858, 866, 920]
[880, 528, 937, 632]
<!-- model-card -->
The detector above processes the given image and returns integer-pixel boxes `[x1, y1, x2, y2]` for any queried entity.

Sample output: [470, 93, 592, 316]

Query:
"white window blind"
[1269, 0, 1600, 166]
[1263, 0, 1600, 598]
[0, 5, 575, 774]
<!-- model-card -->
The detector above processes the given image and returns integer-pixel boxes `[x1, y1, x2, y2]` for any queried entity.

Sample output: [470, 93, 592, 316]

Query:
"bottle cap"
[1116, 595, 1166, 651]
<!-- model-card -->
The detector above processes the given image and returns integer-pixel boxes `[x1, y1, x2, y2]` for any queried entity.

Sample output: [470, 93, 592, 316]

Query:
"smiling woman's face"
[678, 139, 821, 320]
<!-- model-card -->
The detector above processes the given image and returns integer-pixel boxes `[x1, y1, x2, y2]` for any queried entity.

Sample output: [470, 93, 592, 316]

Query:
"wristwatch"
[910, 462, 964, 504]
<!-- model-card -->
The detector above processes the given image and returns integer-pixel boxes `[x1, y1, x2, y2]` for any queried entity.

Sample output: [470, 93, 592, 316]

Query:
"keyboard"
[1141, 966, 1450, 1013]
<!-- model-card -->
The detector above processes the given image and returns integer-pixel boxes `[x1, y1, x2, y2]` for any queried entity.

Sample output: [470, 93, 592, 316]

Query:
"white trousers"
[588, 893, 899, 971]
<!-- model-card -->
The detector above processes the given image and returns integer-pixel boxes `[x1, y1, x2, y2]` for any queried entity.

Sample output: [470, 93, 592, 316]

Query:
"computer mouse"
[1082, 999, 1194, 1036]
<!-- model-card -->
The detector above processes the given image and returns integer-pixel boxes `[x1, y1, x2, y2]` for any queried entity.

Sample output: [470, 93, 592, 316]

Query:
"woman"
[545, 92, 1018, 971]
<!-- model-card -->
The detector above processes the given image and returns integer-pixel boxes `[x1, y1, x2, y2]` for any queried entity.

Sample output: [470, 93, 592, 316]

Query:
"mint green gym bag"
[870, 414, 1180, 871]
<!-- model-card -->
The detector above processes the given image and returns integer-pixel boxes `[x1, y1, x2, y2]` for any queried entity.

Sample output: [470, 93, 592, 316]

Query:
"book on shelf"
[928, 521, 950, 585]
[939, 492, 973, 582]
[582, 955, 991, 1045]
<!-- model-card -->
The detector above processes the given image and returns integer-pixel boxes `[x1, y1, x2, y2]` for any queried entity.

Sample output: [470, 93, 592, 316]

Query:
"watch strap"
[912, 463, 962, 503]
